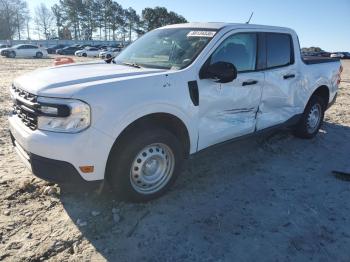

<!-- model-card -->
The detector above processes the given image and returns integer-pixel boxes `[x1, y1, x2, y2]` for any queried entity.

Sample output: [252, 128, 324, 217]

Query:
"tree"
[124, 7, 140, 42]
[0, 0, 28, 40]
[35, 3, 54, 39]
[52, 4, 63, 38]
[109, 1, 124, 40]
[141, 7, 187, 31]
[30, 1, 188, 41]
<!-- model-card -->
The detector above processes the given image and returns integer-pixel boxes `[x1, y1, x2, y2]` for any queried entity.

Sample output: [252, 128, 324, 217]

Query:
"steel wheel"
[130, 143, 175, 194]
[307, 103, 322, 133]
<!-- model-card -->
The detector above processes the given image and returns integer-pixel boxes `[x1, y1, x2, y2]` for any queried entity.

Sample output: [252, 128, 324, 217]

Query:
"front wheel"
[293, 95, 325, 139]
[107, 128, 184, 202]
[8, 51, 16, 58]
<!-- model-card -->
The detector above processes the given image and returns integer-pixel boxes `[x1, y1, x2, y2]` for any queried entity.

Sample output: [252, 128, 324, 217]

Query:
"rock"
[54, 240, 66, 252]
[76, 218, 87, 227]
[72, 242, 79, 254]
[113, 213, 121, 223]
[25, 211, 33, 217]
[43, 186, 57, 196]
[26, 232, 32, 239]
[91, 211, 100, 217]
[6, 242, 23, 250]
[3, 210, 10, 216]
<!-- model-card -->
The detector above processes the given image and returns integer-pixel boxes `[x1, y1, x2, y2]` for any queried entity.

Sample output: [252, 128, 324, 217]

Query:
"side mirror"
[200, 61, 237, 83]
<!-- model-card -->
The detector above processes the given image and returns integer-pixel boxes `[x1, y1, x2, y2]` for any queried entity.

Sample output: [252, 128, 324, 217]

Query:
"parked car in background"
[0, 44, 12, 54]
[0, 44, 48, 58]
[56, 46, 81, 55]
[75, 47, 101, 57]
[0, 44, 11, 49]
[330, 52, 349, 59]
[99, 48, 121, 59]
[340, 52, 350, 59]
[47, 44, 66, 54]
[318, 51, 331, 57]
[8, 23, 342, 201]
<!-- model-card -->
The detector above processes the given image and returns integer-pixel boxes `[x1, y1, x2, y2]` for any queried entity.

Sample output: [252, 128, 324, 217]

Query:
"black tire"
[36, 52, 43, 58]
[8, 51, 16, 58]
[107, 127, 184, 202]
[293, 95, 326, 139]
[82, 53, 87, 57]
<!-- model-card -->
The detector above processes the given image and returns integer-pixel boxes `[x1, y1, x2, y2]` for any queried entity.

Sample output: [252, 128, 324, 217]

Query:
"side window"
[266, 33, 293, 68]
[210, 33, 257, 72]
[18, 45, 26, 49]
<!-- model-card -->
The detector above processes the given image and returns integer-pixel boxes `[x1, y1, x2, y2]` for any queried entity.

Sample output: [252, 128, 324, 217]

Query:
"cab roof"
[162, 22, 293, 32]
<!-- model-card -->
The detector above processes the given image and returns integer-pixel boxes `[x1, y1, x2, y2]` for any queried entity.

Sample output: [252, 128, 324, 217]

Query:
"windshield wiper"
[121, 62, 142, 68]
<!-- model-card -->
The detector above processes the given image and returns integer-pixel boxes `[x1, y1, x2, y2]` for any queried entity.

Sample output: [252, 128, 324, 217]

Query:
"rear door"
[256, 33, 300, 130]
[197, 32, 264, 150]
[28, 45, 38, 57]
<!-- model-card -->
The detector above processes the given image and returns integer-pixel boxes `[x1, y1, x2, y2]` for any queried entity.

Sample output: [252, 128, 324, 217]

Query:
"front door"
[197, 32, 264, 150]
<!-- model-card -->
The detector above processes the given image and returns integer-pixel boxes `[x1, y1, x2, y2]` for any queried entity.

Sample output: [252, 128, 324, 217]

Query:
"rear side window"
[266, 33, 293, 68]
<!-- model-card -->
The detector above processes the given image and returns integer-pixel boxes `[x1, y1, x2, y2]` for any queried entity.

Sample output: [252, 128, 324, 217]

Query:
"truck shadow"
[59, 121, 350, 261]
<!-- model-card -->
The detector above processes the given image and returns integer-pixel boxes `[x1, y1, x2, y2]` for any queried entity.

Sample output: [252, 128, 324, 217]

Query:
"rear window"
[266, 33, 293, 68]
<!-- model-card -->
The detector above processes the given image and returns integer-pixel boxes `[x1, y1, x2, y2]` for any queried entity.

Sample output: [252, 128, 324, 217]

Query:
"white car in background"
[75, 47, 101, 57]
[99, 48, 121, 59]
[330, 52, 345, 58]
[0, 44, 48, 58]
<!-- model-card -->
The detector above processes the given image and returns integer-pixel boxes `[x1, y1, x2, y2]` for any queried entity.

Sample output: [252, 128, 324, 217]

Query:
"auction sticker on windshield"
[187, 31, 216, 38]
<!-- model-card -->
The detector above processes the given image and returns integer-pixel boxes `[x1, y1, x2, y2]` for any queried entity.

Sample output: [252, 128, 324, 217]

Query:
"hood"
[13, 61, 167, 97]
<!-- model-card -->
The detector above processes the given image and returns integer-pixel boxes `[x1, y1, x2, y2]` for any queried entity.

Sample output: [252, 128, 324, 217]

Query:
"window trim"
[264, 32, 295, 70]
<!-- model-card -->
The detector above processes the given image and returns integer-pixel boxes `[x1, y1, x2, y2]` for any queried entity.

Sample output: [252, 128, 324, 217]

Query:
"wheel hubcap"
[307, 104, 322, 133]
[130, 143, 175, 194]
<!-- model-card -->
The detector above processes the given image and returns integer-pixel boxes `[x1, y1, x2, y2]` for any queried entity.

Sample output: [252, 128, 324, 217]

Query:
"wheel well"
[311, 85, 329, 108]
[112, 113, 190, 158]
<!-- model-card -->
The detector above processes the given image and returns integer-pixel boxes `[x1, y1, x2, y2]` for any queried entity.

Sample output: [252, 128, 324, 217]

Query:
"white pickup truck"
[9, 23, 342, 201]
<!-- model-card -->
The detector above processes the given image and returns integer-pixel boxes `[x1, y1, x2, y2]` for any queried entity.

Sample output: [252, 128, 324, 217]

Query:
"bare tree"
[0, 0, 28, 40]
[34, 3, 54, 40]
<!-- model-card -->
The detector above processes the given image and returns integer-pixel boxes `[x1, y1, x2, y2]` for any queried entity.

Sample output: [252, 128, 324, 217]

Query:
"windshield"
[115, 28, 217, 69]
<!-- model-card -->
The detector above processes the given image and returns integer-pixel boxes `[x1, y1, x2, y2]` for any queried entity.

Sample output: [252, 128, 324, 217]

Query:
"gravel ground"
[0, 56, 349, 262]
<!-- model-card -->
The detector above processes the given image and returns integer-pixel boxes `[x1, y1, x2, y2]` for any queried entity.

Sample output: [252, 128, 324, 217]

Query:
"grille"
[11, 85, 39, 130]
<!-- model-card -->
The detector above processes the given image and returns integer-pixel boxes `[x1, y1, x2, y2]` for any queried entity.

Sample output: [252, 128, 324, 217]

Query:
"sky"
[27, 0, 350, 52]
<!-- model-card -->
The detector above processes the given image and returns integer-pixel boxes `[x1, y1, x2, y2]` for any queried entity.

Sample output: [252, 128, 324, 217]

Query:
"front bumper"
[10, 131, 88, 184]
[1, 50, 9, 56]
[9, 115, 114, 183]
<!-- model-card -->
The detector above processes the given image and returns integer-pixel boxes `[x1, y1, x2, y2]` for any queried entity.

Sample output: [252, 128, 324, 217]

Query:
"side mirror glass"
[200, 61, 238, 83]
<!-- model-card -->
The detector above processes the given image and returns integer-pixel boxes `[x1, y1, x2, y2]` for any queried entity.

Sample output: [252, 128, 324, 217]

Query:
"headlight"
[37, 97, 91, 133]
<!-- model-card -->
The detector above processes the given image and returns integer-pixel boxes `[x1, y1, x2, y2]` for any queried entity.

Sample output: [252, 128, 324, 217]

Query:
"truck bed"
[302, 56, 340, 65]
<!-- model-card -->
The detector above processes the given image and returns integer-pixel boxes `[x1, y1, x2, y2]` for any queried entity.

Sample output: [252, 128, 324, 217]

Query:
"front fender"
[100, 102, 198, 154]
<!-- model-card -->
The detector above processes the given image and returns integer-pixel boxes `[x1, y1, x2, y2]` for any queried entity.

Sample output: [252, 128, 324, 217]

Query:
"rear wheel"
[107, 127, 184, 202]
[36, 52, 43, 58]
[293, 95, 326, 139]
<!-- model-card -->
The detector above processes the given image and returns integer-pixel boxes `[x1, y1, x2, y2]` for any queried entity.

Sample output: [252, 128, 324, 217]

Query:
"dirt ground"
[0, 55, 349, 262]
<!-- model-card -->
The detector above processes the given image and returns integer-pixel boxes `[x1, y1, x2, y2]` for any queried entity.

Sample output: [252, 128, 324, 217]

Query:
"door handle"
[242, 80, 258, 86]
[283, 74, 295, 79]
